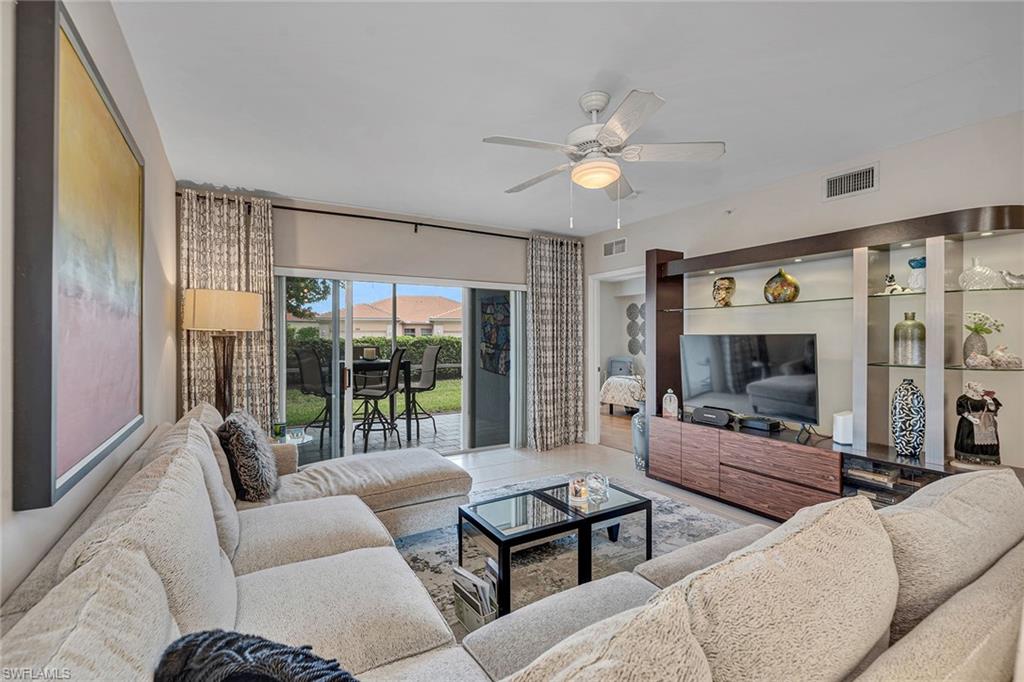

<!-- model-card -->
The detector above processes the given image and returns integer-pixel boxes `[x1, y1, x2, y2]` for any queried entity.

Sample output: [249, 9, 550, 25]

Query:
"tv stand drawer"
[719, 465, 839, 520]
[719, 430, 841, 494]
[649, 416, 681, 484]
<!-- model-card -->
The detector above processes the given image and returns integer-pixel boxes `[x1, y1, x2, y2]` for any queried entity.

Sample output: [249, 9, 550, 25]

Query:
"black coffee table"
[457, 480, 652, 616]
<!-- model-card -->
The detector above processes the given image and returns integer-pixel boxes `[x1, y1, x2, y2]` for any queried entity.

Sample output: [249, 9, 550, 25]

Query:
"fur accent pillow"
[217, 411, 280, 502]
[156, 629, 358, 681]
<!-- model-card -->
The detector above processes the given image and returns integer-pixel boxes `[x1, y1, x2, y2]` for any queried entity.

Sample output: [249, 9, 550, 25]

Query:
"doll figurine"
[954, 382, 1001, 466]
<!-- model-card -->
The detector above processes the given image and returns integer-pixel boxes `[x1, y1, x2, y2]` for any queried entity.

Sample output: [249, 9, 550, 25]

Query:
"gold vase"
[763, 268, 800, 303]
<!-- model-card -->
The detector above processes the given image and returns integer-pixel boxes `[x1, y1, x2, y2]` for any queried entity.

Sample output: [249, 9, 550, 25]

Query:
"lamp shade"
[182, 289, 263, 332]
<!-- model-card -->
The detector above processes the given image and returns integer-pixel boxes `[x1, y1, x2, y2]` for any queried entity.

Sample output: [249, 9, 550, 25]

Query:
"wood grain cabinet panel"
[718, 431, 841, 494]
[719, 466, 839, 520]
[648, 416, 681, 484]
[679, 422, 720, 496]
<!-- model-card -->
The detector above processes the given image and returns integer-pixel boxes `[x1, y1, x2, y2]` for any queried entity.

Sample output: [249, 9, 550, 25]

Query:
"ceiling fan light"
[571, 158, 620, 189]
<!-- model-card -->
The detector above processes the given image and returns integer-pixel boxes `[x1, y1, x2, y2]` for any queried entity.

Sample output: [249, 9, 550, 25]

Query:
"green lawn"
[285, 378, 462, 426]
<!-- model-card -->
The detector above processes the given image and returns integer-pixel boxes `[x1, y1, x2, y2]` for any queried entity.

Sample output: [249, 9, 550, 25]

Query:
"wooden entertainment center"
[644, 206, 1024, 520]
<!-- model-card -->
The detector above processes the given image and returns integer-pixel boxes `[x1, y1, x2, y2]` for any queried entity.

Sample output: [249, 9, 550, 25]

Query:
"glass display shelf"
[867, 362, 926, 369]
[677, 295, 853, 312]
[945, 365, 1024, 372]
[945, 287, 1024, 294]
[868, 291, 925, 298]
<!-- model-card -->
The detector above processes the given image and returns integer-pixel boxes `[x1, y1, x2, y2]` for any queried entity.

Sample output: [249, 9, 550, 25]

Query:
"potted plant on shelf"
[963, 311, 1004, 364]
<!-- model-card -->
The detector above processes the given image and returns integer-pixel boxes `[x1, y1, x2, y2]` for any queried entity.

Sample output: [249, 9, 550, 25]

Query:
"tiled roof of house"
[288, 296, 462, 324]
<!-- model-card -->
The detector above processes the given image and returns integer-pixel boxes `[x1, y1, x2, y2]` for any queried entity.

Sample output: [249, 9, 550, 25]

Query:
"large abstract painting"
[479, 295, 511, 376]
[14, 3, 144, 509]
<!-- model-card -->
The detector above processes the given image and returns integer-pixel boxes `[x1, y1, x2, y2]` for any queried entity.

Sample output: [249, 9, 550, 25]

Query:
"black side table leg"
[577, 525, 593, 585]
[457, 513, 464, 567]
[606, 523, 620, 542]
[645, 502, 653, 560]
[498, 544, 512, 617]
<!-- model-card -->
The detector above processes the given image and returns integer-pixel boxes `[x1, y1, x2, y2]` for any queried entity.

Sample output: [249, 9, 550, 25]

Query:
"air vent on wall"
[823, 163, 878, 201]
[603, 238, 627, 257]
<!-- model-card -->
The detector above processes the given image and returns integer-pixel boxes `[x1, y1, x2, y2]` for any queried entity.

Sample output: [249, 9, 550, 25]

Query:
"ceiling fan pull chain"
[568, 171, 575, 230]
[616, 179, 621, 229]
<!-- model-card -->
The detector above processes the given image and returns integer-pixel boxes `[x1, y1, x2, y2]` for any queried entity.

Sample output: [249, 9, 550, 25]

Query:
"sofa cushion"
[59, 453, 237, 633]
[204, 423, 237, 502]
[879, 468, 1024, 641]
[0, 550, 178, 680]
[0, 423, 173, 636]
[463, 572, 658, 680]
[218, 411, 280, 502]
[505, 601, 712, 682]
[234, 547, 454, 675]
[182, 400, 225, 431]
[360, 646, 488, 682]
[857, 539, 1024, 681]
[239, 448, 472, 512]
[634, 523, 773, 589]
[136, 419, 240, 557]
[678, 496, 898, 681]
[233, 496, 393, 575]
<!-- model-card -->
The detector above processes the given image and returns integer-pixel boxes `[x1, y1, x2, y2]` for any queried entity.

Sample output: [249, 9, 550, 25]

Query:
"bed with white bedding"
[600, 375, 642, 412]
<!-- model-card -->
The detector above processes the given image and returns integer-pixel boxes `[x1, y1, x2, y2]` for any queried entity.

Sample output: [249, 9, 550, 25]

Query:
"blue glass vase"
[631, 402, 648, 471]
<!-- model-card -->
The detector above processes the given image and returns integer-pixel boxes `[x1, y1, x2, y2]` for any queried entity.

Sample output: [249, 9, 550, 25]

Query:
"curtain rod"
[174, 191, 529, 242]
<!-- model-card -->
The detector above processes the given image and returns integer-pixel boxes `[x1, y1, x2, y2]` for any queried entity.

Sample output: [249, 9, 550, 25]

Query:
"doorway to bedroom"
[589, 269, 646, 453]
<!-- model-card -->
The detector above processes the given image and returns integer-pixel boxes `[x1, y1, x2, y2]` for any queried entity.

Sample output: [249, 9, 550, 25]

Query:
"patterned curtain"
[178, 188, 277, 427]
[526, 234, 584, 451]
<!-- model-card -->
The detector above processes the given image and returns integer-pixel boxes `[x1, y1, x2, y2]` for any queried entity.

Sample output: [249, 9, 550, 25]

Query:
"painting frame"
[14, 1, 145, 510]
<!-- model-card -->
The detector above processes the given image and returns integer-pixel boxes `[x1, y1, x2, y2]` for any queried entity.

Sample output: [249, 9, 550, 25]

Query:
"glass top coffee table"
[458, 478, 652, 616]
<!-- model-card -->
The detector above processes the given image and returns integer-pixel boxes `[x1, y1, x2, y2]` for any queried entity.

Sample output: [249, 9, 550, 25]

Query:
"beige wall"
[586, 112, 1024, 275]
[0, 1, 178, 601]
[583, 112, 1024, 439]
[272, 197, 528, 286]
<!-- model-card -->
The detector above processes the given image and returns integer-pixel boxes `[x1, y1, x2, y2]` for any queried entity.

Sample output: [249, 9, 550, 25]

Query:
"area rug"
[395, 472, 740, 640]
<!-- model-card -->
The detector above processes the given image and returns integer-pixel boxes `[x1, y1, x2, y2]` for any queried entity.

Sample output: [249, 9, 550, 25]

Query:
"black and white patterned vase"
[891, 378, 925, 458]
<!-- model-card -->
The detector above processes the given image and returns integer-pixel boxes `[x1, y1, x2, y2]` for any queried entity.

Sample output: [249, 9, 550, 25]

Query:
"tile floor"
[447, 442, 776, 529]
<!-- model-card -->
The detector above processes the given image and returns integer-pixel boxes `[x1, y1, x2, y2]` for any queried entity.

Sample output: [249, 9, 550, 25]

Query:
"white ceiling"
[113, 2, 1023, 235]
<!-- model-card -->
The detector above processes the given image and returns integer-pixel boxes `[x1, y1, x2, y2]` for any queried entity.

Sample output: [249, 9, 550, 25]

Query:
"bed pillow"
[217, 411, 279, 502]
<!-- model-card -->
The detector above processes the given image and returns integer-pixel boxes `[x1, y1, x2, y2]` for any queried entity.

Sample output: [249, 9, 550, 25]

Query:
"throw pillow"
[156, 629, 358, 682]
[678, 496, 899, 681]
[217, 411, 280, 502]
[879, 468, 1024, 641]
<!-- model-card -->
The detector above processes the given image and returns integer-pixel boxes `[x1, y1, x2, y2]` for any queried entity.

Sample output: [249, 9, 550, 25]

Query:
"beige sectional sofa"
[2, 404, 1023, 680]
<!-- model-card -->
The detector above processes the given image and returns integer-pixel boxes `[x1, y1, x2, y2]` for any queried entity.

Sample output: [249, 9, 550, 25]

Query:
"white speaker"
[832, 411, 854, 446]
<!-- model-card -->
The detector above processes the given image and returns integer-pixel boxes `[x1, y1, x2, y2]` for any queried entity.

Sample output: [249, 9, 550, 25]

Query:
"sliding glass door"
[281, 276, 352, 463]
[279, 272, 526, 458]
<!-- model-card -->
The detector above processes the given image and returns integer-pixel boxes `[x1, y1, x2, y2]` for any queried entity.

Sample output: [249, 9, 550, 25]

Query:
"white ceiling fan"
[484, 89, 726, 200]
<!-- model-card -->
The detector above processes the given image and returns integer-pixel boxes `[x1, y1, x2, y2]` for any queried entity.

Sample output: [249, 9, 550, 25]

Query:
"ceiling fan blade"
[605, 174, 635, 201]
[621, 141, 726, 163]
[505, 164, 571, 193]
[597, 90, 665, 148]
[484, 136, 576, 154]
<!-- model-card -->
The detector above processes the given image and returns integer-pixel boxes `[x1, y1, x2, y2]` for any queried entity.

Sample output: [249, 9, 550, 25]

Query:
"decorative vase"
[893, 312, 925, 366]
[963, 331, 988, 362]
[662, 389, 679, 419]
[907, 256, 926, 291]
[631, 402, 648, 472]
[712, 276, 736, 307]
[891, 378, 925, 458]
[763, 268, 800, 303]
[1000, 270, 1024, 289]
[958, 257, 1001, 290]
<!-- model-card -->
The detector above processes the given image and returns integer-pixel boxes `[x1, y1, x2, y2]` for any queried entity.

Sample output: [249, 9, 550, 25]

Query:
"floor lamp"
[182, 288, 263, 417]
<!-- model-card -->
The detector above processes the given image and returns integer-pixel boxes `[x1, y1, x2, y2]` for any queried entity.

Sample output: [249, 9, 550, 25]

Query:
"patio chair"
[399, 344, 440, 438]
[293, 345, 332, 450]
[353, 347, 406, 452]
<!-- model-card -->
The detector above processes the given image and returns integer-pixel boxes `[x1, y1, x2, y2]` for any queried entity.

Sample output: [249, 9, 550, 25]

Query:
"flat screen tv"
[680, 333, 819, 425]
